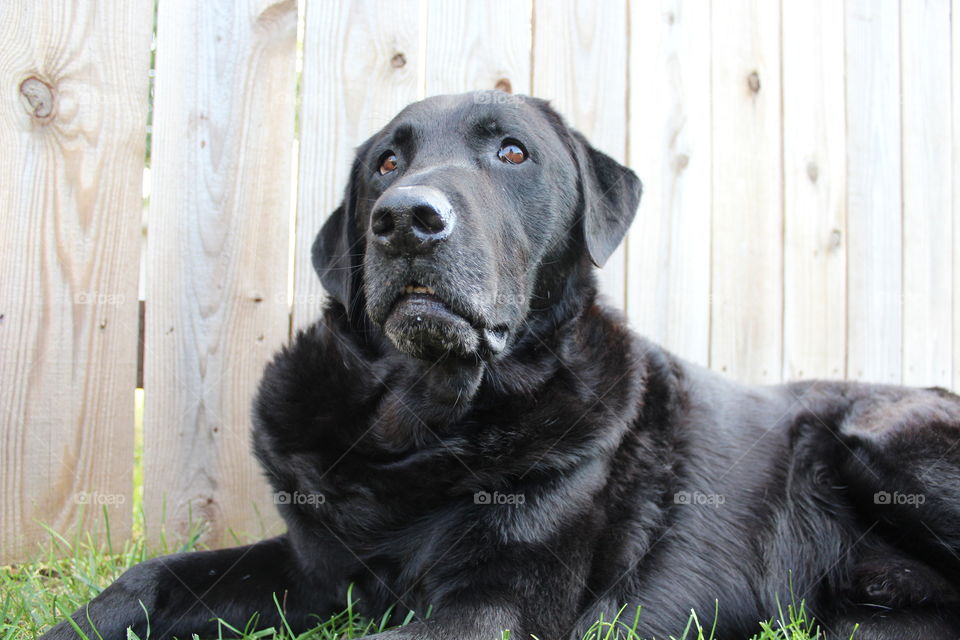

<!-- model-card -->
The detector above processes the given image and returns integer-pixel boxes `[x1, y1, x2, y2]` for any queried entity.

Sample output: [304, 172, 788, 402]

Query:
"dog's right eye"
[498, 139, 527, 164]
[379, 152, 398, 175]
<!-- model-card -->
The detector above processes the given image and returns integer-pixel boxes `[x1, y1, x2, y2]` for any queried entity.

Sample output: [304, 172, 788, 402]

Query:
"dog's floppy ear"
[311, 155, 366, 314]
[570, 130, 643, 267]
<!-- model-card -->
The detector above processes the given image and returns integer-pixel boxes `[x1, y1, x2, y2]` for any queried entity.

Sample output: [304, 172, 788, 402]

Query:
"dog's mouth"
[400, 283, 436, 296]
[383, 282, 508, 360]
[392, 282, 459, 317]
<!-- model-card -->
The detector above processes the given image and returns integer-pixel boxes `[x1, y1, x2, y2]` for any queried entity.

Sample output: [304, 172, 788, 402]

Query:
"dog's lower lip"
[389, 288, 461, 321]
[384, 290, 480, 358]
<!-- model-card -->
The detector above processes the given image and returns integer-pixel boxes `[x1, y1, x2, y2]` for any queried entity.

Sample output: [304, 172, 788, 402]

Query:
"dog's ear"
[312, 156, 366, 314]
[570, 130, 642, 267]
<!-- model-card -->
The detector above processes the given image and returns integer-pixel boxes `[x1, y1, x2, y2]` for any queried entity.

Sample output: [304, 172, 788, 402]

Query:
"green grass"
[0, 508, 848, 640]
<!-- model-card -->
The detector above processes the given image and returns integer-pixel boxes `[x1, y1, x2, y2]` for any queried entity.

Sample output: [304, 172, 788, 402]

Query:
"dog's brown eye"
[498, 139, 527, 164]
[379, 152, 398, 175]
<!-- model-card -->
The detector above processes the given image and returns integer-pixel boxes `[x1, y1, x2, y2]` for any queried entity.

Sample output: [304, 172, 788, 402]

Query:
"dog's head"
[314, 92, 641, 372]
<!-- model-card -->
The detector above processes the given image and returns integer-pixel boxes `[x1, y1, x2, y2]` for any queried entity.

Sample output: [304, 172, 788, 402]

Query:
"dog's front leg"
[40, 535, 334, 640]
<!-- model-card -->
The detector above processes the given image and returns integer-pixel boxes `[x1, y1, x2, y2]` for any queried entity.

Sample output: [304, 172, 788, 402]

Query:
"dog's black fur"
[43, 92, 960, 640]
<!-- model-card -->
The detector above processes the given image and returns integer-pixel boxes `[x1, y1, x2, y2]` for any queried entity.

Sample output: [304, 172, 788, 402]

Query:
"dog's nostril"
[371, 209, 395, 237]
[411, 205, 446, 235]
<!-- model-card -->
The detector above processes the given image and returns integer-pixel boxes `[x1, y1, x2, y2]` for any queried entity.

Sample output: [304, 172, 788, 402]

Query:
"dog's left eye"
[379, 151, 398, 175]
[498, 139, 527, 164]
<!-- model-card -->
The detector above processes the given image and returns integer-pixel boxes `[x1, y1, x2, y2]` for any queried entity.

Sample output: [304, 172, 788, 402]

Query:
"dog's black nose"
[371, 186, 455, 255]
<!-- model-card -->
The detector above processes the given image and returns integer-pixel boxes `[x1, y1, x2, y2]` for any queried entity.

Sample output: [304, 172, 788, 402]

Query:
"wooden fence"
[1, 0, 957, 563]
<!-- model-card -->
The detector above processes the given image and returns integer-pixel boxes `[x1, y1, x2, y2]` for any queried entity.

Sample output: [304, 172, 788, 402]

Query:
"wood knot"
[828, 228, 842, 252]
[390, 52, 407, 68]
[494, 78, 513, 94]
[20, 76, 55, 120]
[673, 153, 690, 172]
[806, 161, 819, 183]
[255, 0, 296, 33]
[747, 71, 761, 94]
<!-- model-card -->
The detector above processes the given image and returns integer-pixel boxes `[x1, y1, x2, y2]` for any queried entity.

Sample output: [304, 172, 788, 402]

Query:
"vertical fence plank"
[293, 1, 422, 331]
[424, 0, 531, 95]
[532, 0, 628, 311]
[0, 2, 150, 563]
[954, 0, 960, 393]
[144, 0, 295, 546]
[781, 0, 846, 381]
[901, 0, 952, 388]
[709, 0, 782, 384]
[845, 0, 902, 385]
[627, 0, 711, 366]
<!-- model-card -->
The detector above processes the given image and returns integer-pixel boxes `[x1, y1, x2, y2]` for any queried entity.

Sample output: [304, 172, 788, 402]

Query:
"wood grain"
[781, 0, 846, 381]
[424, 0, 531, 95]
[143, 0, 295, 547]
[709, 0, 782, 384]
[292, 0, 422, 331]
[900, 0, 952, 388]
[627, 0, 711, 367]
[0, 1, 151, 563]
[845, 0, 903, 385]
[532, 0, 628, 311]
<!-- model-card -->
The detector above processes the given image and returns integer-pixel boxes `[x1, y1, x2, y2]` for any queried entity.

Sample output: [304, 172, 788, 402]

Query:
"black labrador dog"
[44, 92, 960, 640]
